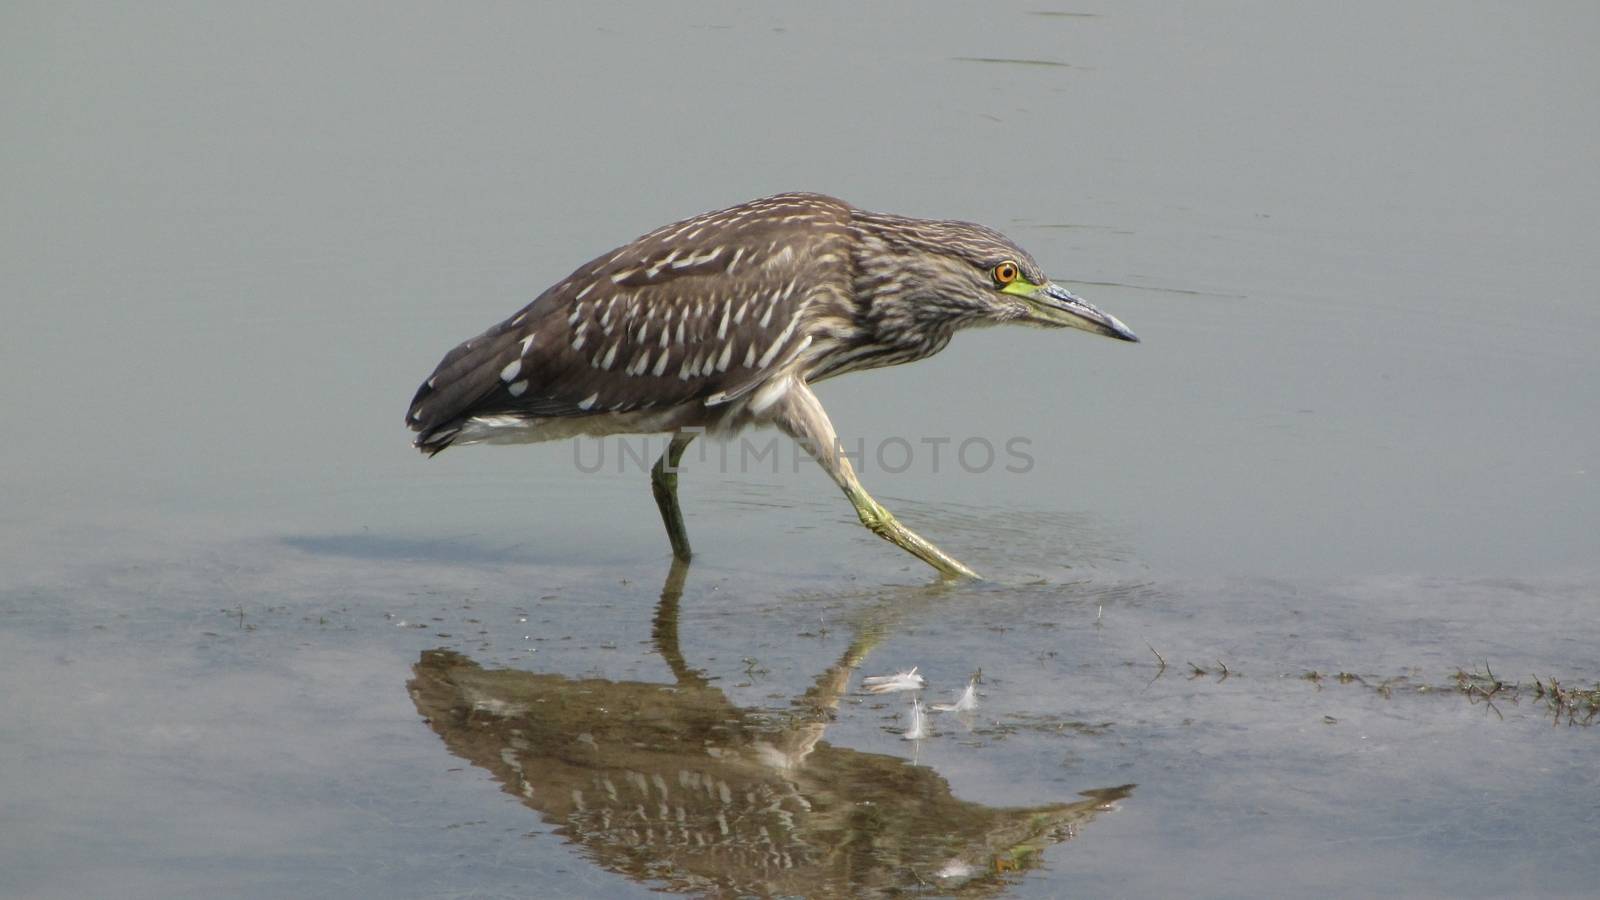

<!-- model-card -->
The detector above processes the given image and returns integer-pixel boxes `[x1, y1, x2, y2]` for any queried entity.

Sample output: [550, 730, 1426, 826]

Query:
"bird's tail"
[407, 374, 466, 456]
[406, 316, 529, 456]
[411, 425, 460, 456]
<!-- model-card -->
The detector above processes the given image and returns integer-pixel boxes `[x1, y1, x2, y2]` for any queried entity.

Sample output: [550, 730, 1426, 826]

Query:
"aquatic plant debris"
[1297, 665, 1600, 726]
[862, 667, 926, 694]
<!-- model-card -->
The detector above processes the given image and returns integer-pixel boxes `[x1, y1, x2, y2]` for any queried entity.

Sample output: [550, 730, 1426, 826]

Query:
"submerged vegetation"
[1296, 664, 1600, 726]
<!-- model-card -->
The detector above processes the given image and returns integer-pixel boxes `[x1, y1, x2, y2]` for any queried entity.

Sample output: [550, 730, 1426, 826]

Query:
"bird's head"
[855, 214, 1140, 344]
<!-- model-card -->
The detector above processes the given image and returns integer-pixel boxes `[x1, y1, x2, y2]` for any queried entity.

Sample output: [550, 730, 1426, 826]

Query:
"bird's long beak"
[1007, 281, 1140, 342]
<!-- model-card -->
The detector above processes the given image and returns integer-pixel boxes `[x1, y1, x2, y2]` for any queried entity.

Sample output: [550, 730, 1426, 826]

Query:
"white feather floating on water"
[902, 696, 928, 740]
[930, 680, 979, 713]
[861, 667, 925, 694]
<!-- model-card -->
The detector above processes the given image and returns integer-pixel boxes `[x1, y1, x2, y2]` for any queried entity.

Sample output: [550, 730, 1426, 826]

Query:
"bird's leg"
[651, 432, 697, 561]
[775, 381, 980, 580]
[842, 485, 980, 579]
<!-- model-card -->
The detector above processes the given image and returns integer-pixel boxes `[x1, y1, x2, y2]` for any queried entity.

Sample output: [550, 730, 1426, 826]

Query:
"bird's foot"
[858, 502, 980, 580]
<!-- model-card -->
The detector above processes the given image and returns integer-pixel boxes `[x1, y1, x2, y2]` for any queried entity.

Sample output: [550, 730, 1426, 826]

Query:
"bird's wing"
[406, 194, 854, 451]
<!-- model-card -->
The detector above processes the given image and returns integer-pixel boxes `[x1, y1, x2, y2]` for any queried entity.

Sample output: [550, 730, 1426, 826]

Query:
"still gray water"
[3, 2, 1597, 898]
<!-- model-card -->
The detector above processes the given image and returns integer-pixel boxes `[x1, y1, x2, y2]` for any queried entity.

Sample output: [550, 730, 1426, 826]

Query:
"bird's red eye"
[993, 261, 1019, 285]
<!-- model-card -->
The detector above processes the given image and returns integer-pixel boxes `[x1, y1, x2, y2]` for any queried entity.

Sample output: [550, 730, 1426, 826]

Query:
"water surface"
[3, 2, 1598, 897]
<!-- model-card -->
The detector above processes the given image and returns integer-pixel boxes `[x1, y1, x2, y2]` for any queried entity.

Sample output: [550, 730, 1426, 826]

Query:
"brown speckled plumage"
[405, 192, 1138, 576]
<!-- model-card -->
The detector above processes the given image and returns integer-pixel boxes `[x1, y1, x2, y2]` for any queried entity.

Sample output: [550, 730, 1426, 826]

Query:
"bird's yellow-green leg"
[843, 484, 979, 579]
[775, 380, 980, 580]
[651, 432, 697, 561]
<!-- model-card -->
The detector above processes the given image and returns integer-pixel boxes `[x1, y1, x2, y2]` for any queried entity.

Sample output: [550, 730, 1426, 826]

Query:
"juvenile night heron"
[406, 193, 1137, 578]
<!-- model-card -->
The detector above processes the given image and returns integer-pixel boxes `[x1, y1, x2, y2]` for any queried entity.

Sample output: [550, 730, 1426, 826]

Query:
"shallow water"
[4, 2, 1598, 898]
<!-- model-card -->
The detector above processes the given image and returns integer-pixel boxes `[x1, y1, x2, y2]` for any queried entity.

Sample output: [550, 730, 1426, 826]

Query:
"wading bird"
[406, 194, 1138, 578]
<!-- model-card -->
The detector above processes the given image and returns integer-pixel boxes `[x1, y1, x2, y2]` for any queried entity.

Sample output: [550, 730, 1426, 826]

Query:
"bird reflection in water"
[408, 561, 1133, 897]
